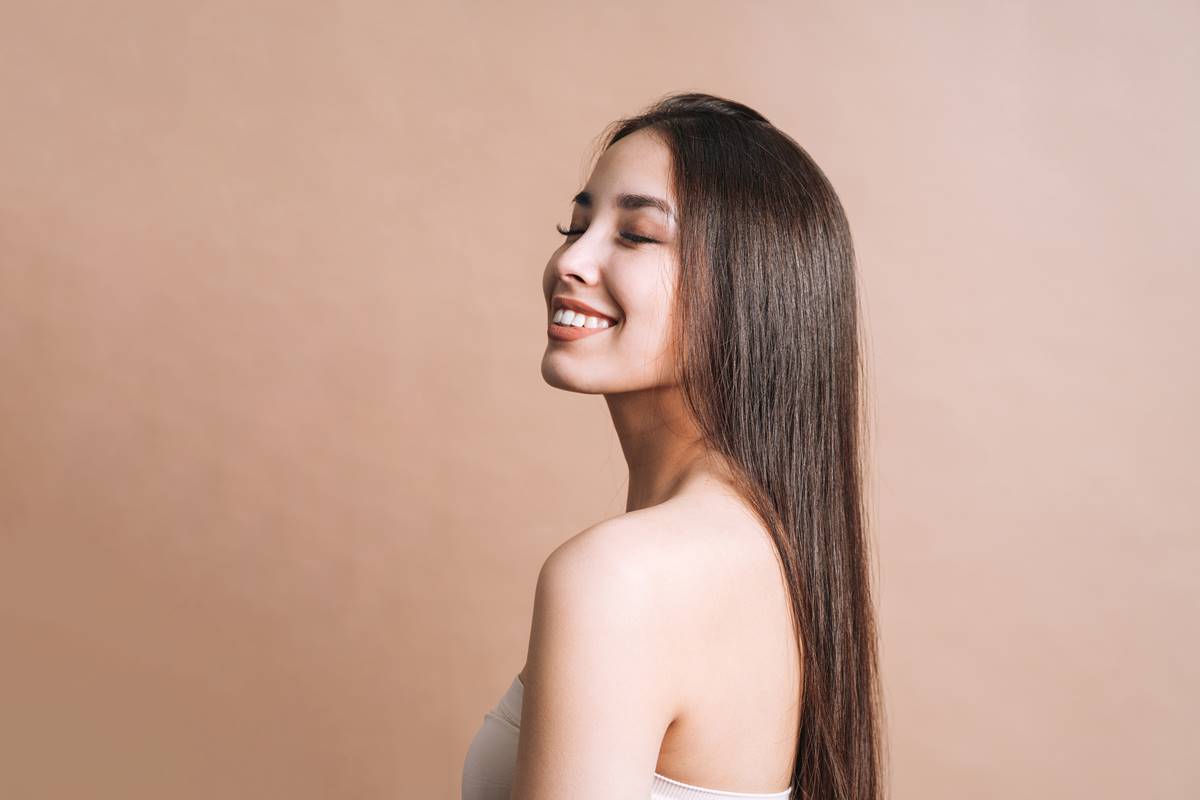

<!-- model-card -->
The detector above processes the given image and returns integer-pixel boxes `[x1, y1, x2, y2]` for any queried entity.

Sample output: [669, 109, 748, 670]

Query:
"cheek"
[613, 276, 675, 342]
[626, 268, 674, 315]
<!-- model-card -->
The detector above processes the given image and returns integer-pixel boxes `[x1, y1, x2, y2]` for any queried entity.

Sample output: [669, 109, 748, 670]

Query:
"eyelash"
[555, 223, 657, 245]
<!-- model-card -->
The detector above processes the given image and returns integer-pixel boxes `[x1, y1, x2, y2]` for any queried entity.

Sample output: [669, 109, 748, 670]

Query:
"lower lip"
[547, 320, 618, 341]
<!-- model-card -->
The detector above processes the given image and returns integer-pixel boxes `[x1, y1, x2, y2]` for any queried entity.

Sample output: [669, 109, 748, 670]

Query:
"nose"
[552, 236, 603, 286]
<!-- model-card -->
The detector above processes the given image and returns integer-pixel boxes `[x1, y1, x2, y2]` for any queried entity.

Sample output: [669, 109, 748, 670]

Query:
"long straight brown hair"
[596, 93, 887, 800]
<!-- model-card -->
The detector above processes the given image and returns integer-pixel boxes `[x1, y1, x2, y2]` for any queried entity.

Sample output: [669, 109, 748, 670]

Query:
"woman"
[462, 92, 887, 800]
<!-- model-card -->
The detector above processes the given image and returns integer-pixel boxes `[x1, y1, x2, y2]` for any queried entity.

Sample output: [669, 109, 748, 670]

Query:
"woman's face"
[541, 128, 680, 394]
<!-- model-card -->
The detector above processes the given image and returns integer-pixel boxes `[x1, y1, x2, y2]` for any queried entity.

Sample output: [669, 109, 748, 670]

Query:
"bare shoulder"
[511, 513, 694, 795]
[527, 510, 689, 673]
[580, 487, 787, 600]
[516, 489, 802, 793]
[519, 487, 788, 683]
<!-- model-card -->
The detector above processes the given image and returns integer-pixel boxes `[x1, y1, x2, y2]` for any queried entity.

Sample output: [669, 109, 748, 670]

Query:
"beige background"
[1, 2, 1196, 798]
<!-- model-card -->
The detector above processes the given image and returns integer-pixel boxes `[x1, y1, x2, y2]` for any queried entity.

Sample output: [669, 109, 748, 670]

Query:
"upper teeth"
[553, 308, 614, 328]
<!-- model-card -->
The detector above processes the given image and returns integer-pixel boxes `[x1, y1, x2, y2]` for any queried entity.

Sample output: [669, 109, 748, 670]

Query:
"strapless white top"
[462, 673, 793, 799]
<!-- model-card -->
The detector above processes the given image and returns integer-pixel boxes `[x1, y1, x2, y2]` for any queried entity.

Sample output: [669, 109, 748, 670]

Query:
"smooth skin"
[510, 129, 802, 799]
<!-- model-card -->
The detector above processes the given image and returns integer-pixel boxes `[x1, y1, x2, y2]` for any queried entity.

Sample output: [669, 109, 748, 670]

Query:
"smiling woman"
[462, 91, 886, 800]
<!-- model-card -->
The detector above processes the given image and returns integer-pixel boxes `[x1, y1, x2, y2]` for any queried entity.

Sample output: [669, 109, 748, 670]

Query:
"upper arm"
[510, 521, 682, 799]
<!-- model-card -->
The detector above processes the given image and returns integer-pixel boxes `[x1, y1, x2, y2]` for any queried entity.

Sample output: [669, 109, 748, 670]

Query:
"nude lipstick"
[547, 296, 621, 342]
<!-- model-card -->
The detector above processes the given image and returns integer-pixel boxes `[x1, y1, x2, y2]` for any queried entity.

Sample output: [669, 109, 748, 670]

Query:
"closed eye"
[555, 223, 658, 245]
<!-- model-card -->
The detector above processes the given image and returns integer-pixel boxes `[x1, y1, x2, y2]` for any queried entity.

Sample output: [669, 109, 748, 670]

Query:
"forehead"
[582, 129, 675, 211]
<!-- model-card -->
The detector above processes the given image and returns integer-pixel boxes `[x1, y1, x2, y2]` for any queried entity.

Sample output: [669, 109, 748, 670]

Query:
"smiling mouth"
[551, 317, 616, 329]
[547, 317, 619, 342]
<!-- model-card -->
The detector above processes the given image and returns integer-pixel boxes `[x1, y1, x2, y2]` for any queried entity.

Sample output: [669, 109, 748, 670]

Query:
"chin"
[539, 356, 608, 394]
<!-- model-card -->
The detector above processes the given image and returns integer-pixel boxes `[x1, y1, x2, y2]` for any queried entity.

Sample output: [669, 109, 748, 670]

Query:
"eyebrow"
[571, 190, 674, 218]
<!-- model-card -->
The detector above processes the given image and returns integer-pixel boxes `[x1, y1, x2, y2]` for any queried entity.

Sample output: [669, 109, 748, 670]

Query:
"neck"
[605, 385, 725, 512]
